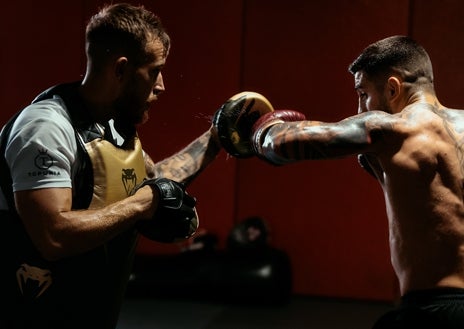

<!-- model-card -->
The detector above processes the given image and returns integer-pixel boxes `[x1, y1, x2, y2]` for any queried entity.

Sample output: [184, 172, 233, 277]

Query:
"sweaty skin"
[259, 71, 464, 295]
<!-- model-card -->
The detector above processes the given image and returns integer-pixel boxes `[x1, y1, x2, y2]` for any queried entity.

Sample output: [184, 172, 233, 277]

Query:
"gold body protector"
[81, 129, 146, 209]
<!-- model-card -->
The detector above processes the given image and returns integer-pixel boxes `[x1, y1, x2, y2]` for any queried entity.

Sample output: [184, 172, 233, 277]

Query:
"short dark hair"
[85, 3, 170, 66]
[348, 35, 433, 84]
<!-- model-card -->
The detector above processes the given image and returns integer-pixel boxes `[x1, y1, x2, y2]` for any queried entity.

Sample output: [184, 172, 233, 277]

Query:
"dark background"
[2, 0, 464, 302]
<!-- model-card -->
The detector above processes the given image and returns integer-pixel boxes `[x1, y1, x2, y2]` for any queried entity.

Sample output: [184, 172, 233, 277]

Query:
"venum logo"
[16, 263, 52, 299]
[122, 168, 137, 196]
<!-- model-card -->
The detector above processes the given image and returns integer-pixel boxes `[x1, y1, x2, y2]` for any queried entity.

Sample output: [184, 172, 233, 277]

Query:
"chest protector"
[80, 128, 146, 209]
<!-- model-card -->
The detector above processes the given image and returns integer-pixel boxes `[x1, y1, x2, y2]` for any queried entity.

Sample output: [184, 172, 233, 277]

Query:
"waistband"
[402, 287, 464, 305]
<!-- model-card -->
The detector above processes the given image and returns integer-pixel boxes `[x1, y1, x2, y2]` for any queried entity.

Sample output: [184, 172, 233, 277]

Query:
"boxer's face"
[354, 71, 391, 114]
[114, 38, 167, 126]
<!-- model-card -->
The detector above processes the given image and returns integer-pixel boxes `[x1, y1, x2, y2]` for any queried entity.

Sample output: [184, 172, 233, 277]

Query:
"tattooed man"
[251, 36, 464, 328]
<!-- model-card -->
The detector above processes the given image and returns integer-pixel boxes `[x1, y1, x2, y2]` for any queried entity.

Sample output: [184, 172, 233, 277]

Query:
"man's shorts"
[372, 287, 464, 329]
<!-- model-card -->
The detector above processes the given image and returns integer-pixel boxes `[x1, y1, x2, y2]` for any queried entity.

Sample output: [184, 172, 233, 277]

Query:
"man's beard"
[112, 100, 143, 139]
[140, 109, 150, 125]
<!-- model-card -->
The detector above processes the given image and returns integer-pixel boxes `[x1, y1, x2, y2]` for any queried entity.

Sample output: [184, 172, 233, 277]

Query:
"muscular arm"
[14, 126, 219, 262]
[15, 185, 156, 262]
[147, 127, 221, 185]
[260, 111, 393, 164]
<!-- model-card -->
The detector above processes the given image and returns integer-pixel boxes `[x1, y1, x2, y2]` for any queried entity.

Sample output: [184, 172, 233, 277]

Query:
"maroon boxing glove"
[251, 109, 306, 158]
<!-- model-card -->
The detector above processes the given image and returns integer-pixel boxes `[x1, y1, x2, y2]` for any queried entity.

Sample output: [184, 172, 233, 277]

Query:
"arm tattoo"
[153, 131, 220, 185]
[267, 116, 377, 161]
[264, 111, 396, 163]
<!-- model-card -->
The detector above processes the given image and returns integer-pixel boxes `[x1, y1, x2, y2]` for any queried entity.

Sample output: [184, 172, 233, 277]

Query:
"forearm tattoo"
[153, 131, 220, 185]
[266, 117, 374, 161]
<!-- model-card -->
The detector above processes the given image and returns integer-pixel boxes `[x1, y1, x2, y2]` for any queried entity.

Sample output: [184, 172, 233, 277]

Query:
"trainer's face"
[115, 38, 167, 126]
[354, 71, 390, 114]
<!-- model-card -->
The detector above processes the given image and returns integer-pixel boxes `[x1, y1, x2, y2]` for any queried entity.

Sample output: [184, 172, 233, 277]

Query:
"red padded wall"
[409, 0, 464, 109]
[1, 1, 85, 121]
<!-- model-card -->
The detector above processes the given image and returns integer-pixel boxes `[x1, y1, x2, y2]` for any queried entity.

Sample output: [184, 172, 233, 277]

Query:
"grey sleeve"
[5, 99, 78, 193]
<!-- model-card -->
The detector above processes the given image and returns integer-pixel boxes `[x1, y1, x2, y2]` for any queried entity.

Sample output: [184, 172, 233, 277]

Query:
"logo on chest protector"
[16, 263, 52, 298]
[122, 168, 138, 195]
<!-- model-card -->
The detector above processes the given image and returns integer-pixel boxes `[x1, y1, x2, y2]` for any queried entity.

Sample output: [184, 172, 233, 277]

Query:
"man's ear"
[114, 57, 129, 80]
[386, 76, 401, 101]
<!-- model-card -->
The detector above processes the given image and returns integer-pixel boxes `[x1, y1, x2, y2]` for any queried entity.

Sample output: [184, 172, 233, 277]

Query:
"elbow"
[34, 235, 68, 262]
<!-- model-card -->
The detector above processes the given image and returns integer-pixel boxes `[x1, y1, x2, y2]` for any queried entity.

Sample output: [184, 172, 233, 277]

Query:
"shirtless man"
[250, 36, 464, 328]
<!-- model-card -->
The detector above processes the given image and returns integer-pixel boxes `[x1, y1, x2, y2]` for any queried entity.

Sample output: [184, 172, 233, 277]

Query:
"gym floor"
[116, 295, 395, 329]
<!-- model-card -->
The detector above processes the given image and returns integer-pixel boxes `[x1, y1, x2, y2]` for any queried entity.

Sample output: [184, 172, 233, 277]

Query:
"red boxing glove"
[251, 109, 306, 156]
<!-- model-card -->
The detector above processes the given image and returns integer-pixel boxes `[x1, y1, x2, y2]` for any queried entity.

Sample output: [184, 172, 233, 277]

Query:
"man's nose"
[154, 72, 165, 95]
